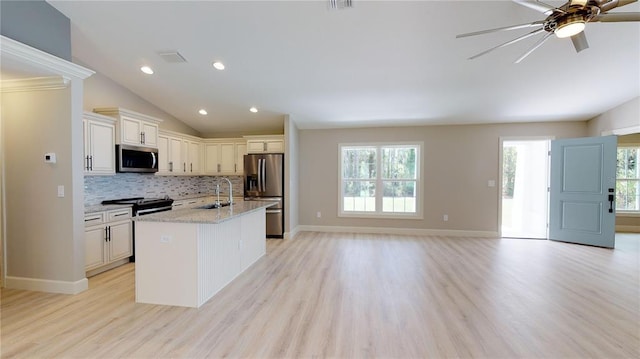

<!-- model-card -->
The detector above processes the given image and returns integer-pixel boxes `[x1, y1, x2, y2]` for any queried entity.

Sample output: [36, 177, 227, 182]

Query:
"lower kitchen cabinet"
[84, 208, 132, 276]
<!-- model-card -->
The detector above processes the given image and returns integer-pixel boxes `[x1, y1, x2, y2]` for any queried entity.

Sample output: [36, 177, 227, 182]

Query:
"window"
[617, 146, 639, 212]
[340, 143, 422, 218]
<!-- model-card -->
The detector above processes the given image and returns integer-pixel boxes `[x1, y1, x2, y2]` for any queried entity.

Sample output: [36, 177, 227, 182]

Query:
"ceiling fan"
[457, 0, 640, 63]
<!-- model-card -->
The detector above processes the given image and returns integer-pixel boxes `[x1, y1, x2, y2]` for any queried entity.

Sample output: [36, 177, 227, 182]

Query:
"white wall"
[587, 97, 640, 136]
[81, 66, 201, 137]
[284, 115, 300, 238]
[298, 121, 587, 234]
[2, 79, 86, 288]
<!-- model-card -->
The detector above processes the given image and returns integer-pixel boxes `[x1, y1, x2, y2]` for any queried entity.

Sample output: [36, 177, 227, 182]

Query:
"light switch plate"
[488, 180, 496, 187]
[57, 185, 65, 197]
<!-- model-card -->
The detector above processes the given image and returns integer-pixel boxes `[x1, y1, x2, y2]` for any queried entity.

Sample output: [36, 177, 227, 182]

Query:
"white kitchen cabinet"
[244, 135, 284, 153]
[84, 208, 132, 276]
[83, 112, 116, 175]
[186, 140, 202, 174]
[94, 107, 162, 148]
[204, 140, 246, 175]
[157, 131, 202, 175]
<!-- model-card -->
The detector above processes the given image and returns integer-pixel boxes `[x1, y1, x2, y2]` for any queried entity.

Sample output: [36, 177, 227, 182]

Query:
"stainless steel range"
[101, 196, 174, 261]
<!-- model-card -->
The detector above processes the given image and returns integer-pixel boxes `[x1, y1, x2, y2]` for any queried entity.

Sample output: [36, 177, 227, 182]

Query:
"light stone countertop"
[133, 200, 275, 224]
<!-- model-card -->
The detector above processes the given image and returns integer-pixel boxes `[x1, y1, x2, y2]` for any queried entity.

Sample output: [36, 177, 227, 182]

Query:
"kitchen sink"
[198, 202, 232, 209]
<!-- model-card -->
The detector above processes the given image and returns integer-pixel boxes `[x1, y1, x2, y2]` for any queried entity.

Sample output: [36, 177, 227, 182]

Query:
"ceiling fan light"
[555, 20, 585, 38]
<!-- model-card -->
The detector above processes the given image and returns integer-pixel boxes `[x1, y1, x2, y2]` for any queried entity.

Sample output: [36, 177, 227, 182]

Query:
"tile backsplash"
[84, 174, 244, 206]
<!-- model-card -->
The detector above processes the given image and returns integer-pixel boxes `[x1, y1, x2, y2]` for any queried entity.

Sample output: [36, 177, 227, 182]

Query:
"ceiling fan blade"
[512, 0, 559, 15]
[592, 12, 640, 21]
[515, 32, 554, 63]
[600, 0, 638, 12]
[571, 31, 589, 52]
[468, 28, 545, 60]
[456, 21, 544, 38]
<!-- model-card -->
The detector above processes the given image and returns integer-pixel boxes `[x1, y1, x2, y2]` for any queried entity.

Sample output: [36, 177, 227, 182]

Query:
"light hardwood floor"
[1, 232, 639, 358]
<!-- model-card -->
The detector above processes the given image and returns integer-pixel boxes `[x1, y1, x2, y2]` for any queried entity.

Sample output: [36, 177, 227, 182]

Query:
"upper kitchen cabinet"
[93, 108, 163, 148]
[244, 135, 284, 153]
[83, 112, 116, 175]
[157, 130, 202, 175]
[204, 139, 246, 175]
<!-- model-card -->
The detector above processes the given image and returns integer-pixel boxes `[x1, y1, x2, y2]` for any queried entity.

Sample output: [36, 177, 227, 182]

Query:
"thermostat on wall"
[44, 153, 57, 164]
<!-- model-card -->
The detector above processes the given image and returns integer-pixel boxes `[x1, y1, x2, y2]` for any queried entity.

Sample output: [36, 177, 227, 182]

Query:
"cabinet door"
[204, 144, 220, 174]
[247, 141, 265, 153]
[141, 122, 158, 147]
[235, 143, 247, 174]
[188, 141, 201, 174]
[85, 226, 107, 271]
[121, 116, 142, 146]
[265, 140, 284, 153]
[109, 221, 133, 262]
[87, 120, 115, 174]
[157, 136, 170, 174]
[219, 143, 236, 174]
[169, 137, 183, 173]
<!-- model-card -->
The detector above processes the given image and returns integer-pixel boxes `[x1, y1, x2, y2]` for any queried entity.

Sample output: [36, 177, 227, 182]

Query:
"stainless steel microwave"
[116, 144, 158, 173]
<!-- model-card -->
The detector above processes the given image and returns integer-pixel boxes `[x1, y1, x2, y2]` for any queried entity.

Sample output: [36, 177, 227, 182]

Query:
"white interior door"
[549, 136, 617, 248]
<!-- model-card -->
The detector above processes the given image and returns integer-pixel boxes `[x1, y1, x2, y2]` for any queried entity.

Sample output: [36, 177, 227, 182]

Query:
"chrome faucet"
[221, 177, 233, 204]
[215, 184, 221, 205]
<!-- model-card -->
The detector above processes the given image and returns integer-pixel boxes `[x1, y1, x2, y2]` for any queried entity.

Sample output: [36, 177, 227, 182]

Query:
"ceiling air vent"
[329, 0, 353, 10]
[157, 51, 187, 63]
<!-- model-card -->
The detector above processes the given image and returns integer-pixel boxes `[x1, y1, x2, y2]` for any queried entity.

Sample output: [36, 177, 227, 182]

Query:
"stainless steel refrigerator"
[244, 153, 284, 238]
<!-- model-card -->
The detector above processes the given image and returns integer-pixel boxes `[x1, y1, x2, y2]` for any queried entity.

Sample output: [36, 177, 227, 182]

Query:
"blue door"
[549, 136, 617, 248]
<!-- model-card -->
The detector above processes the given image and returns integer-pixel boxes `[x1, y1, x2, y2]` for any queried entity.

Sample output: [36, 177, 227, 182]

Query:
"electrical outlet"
[160, 235, 171, 243]
[443, 214, 448, 221]
[317, 211, 322, 218]
[57, 185, 65, 198]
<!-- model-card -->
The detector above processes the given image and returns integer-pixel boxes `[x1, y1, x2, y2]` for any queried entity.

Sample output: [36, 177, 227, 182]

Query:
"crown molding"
[1, 35, 94, 80]
[1, 76, 69, 93]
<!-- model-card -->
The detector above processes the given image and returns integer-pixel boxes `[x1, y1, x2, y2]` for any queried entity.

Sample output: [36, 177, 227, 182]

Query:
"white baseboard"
[297, 225, 498, 238]
[284, 225, 302, 240]
[4, 276, 88, 294]
[616, 225, 640, 233]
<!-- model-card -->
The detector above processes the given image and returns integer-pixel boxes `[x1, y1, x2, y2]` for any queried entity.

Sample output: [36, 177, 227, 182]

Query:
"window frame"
[616, 144, 640, 216]
[338, 141, 423, 219]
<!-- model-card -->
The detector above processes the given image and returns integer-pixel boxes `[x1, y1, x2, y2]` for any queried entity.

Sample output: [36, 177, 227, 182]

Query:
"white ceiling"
[47, 0, 640, 136]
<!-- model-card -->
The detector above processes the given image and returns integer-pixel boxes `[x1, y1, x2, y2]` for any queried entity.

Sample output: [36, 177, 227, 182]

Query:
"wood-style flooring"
[1, 232, 639, 358]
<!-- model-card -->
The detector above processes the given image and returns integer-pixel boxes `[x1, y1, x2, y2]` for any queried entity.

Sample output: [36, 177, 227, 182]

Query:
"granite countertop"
[133, 200, 275, 224]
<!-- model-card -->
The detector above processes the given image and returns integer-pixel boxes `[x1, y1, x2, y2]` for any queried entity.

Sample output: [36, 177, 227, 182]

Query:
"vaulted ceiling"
[48, 0, 640, 136]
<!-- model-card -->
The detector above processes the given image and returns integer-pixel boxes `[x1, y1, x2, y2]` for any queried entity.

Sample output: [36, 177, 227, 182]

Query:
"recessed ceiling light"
[249, 107, 258, 113]
[212, 61, 225, 70]
[140, 66, 154, 75]
[198, 109, 208, 115]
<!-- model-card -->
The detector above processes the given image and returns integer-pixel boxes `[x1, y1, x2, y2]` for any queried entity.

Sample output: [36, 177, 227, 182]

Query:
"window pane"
[382, 181, 416, 213]
[342, 147, 376, 179]
[343, 181, 376, 212]
[616, 179, 639, 211]
[382, 147, 416, 180]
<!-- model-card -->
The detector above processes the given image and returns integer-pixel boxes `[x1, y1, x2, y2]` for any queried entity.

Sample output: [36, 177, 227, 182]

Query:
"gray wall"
[299, 121, 588, 233]
[0, 0, 71, 61]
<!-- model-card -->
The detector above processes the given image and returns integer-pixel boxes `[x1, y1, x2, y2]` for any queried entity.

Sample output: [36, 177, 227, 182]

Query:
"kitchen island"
[134, 200, 274, 307]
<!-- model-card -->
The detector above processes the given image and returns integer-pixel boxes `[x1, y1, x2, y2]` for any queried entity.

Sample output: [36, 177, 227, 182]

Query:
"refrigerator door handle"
[261, 158, 266, 192]
[257, 158, 263, 192]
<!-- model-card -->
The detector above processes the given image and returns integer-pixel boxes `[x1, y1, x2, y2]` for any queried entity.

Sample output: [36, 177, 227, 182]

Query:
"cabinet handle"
[89, 156, 93, 171]
[235, 163, 237, 173]
[169, 162, 173, 172]
[217, 164, 221, 172]
[140, 132, 144, 144]
[85, 215, 101, 222]
[108, 226, 112, 241]
[104, 227, 109, 242]
[85, 156, 89, 171]
[113, 212, 128, 217]
[183, 162, 186, 172]
[191, 163, 193, 172]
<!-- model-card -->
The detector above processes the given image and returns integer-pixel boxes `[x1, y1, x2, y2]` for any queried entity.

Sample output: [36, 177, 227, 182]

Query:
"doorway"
[500, 138, 551, 239]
